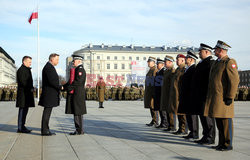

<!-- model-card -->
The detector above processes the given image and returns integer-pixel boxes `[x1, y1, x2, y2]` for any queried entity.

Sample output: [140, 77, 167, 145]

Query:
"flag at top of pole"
[28, 8, 40, 101]
[28, 12, 38, 24]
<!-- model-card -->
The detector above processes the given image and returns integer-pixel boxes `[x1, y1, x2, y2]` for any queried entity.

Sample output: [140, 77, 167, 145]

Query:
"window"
[136, 57, 139, 60]
[122, 74, 125, 80]
[107, 56, 110, 60]
[107, 64, 110, 69]
[114, 64, 118, 69]
[143, 57, 146, 60]
[129, 56, 132, 60]
[115, 74, 117, 80]
[114, 56, 118, 60]
[97, 64, 100, 69]
[122, 56, 125, 60]
[122, 64, 125, 69]
[129, 64, 132, 69]
[97, 56, 100, 60]
[87, 56, 90, 60]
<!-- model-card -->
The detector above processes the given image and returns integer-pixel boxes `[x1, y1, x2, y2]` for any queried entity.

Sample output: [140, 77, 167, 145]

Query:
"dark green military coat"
[167, 64, 185, 114]
[160, 66, 175, 111]
[144, 66, 157, 109]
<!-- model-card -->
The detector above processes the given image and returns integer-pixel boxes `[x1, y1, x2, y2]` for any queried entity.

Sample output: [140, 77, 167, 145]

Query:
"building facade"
[66, 44, 198, 86]
[239, 70, 250, 87]
[0, 47, 17, 87]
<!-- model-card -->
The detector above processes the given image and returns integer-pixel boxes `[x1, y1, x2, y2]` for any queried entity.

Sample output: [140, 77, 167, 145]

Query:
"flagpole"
[37, 5, 40, 101]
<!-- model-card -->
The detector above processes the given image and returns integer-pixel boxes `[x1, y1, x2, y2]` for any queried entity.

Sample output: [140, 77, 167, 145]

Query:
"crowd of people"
[143, 40, 239, 152]
[6, 40, 243, 152]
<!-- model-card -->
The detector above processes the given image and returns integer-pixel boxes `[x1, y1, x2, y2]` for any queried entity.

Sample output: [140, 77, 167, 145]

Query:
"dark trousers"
[216, 118, 233, 147]
[41, 107, 53, 133]
[99, 102, 103, 107]
[74, 115, 84, 133]
[199, 115, 216, 141]
[159, 111, 168, 127]
[177, 115, 186, 132]
[186, 115, 199, 137]
[18, 108, 29, 130]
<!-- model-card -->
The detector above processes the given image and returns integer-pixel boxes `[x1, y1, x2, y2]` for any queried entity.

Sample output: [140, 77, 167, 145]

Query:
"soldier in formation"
[96, 77, 106, 108]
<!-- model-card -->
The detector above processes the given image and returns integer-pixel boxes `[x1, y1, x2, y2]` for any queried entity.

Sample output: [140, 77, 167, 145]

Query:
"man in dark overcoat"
[16, 56, 35, 133]
[39, 53, 61, 136]
[154, 58, 167, 128]
[64, 55, 86, 135]
[192, 43, 216, 145]
[178, 51, 199, 139]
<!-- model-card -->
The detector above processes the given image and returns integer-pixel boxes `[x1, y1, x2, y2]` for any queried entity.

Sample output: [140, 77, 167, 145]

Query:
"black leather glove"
[224, 98, 232, 106]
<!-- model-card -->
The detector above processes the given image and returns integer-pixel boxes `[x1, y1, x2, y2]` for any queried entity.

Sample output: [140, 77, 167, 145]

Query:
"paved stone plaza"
[0, 100, 250, 160]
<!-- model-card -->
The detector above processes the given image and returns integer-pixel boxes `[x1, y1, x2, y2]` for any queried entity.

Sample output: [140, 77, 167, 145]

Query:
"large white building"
[66, 44, 198, 87]
[0, 47, 17, 87]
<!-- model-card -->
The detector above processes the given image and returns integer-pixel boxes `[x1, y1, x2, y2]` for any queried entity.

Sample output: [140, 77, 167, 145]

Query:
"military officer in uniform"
[168, 54, 187, 135]
[124, 86, 130, 100]
[144, 56, 158, 126]
[161, 55, 176, 132]
[96, 77, 106, 108]
[178, 51, 199, 139]
[204, 40, 239, 151]
[154, 58, 168, 129]
[117, 85, 124, 100]
[111, 85, 117, 100]
[192, 43, 216, 145]
[63, 55, 87, 135]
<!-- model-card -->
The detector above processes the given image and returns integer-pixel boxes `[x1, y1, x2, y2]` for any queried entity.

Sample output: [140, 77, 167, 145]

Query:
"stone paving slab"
[0, 101, 250, 160]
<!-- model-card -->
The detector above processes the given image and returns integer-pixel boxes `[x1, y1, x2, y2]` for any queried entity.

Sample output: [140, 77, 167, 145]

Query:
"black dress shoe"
[17, 129, 31, 133]
[182, 135, 192, 139]
[216, 145, 233, 151]
[23, 127, 32, 132]
[164, 128, 176, 132]
[195, 139, 215, 145]
[69, 131, 84, 135]
[156, 124, 167, 129]
[99, 106, 104, 108]
[211, 145, 222, 149]
[41, 131, 56, 136]
[146, 121, 154, 126]
[173, 130, 187, 135]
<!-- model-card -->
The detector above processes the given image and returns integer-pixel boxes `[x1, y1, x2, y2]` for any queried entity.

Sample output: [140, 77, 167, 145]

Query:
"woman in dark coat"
[16, 56, 35, 133]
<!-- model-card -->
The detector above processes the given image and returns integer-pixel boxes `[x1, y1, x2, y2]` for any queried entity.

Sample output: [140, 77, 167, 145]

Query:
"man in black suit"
[63, 55, 87, 135]
[16, 56, 35, 133]
[192, 43, 216, 144]
[154, 58, 168, 129]
[39, 53, 62, 136]
[178, 50, 199, 139]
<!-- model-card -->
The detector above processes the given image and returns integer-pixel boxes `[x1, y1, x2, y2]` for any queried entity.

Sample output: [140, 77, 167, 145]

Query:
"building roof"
[0, 47, 15, 64]
[73, 44, 199, 55]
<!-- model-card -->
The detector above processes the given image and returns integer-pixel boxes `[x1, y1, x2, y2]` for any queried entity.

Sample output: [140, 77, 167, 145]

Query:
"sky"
[1, 0, 250, 81]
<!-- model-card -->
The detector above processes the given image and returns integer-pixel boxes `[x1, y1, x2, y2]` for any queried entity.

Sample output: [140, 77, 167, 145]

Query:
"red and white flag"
[28, 12, 38, 24]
